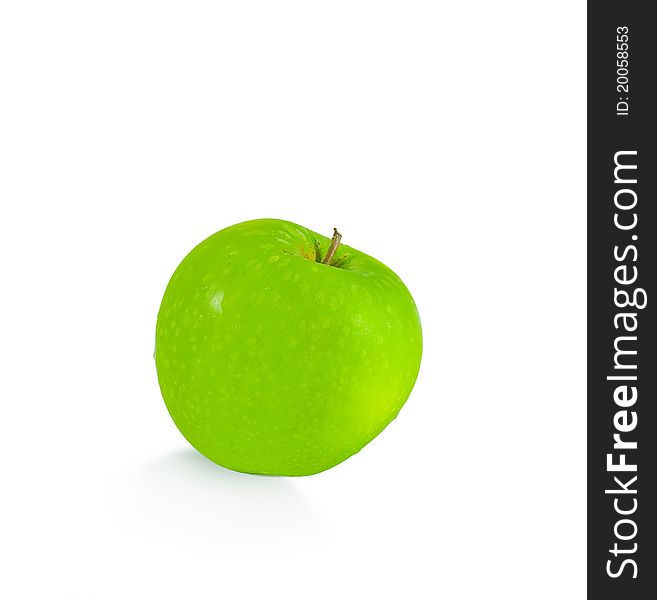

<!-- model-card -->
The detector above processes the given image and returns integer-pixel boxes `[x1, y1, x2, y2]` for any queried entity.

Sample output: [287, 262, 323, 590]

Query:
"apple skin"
[155, 219, 422, 476]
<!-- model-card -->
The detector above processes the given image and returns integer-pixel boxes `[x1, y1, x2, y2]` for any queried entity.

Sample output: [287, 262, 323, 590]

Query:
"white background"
[0, 2, 586, 598]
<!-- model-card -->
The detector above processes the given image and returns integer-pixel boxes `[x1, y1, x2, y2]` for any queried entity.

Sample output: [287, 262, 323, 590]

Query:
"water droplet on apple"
[210, 291, 224, 314]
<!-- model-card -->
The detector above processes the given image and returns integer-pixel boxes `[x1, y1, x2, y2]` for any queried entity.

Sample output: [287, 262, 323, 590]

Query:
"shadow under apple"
[122, 448, 321, 548]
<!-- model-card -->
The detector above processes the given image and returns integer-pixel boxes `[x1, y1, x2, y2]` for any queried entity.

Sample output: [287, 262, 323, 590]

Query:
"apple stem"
[322, 228, 342, 265]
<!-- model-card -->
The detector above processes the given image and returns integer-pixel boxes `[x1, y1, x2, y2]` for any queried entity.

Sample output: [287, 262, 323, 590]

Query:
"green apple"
[155, 219, 422, 476]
